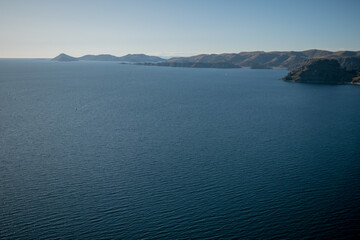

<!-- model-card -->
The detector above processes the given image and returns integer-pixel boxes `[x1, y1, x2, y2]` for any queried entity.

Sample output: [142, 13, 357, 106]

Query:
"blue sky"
[0, 0, 359, 58]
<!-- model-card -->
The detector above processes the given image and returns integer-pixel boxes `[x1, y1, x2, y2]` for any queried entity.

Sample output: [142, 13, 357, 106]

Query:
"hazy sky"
[1, 0, 360, 58]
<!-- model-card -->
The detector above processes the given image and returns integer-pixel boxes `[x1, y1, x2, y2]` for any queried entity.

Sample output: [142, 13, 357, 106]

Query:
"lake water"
[1, 59, 359, 239]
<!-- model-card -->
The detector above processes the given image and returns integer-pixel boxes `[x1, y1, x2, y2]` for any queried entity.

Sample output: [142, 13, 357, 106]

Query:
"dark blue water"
[1, 59, 359, 239]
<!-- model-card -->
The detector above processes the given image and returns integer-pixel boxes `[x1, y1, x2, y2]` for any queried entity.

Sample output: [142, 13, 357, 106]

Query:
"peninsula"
[144, 49, 360, 85]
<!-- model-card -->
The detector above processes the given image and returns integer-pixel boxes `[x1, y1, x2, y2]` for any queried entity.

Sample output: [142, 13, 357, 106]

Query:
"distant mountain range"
[53, 50, 360, 71]
[53, 50, 360, 85]
[143, 49, 360, 71]
[52, 53, 165, 63]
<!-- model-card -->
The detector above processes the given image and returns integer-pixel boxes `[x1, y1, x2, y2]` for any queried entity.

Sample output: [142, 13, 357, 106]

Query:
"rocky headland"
[282, 59, 360, 85]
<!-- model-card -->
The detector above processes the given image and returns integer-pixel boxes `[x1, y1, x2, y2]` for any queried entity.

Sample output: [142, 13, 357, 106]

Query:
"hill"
[52, 53, 78, 62]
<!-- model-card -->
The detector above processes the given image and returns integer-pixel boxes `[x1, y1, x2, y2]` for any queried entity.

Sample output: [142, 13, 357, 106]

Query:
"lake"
[0, 59, 359, 239]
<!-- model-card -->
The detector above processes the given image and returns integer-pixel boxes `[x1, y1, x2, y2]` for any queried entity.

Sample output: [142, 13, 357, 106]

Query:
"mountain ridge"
[53, 53, 165, 63]
[148, 49, 360, 70]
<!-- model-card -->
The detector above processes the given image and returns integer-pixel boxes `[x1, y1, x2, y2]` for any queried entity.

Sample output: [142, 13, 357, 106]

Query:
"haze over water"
[1, 59, 359, 239]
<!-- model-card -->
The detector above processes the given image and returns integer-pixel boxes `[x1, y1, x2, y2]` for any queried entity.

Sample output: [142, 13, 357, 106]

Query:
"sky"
[0, 0, 360, 58]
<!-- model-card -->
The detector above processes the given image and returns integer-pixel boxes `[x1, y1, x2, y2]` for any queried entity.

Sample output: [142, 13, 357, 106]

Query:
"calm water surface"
[0, 59, 359, 239]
